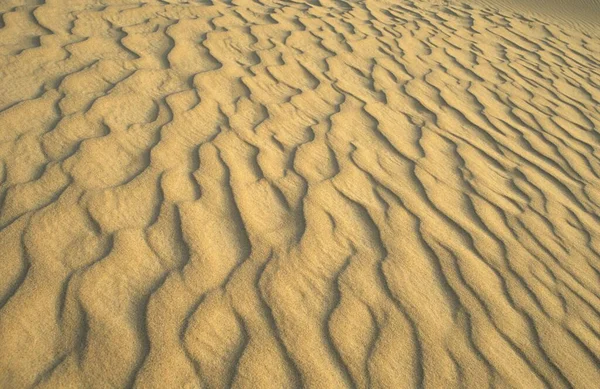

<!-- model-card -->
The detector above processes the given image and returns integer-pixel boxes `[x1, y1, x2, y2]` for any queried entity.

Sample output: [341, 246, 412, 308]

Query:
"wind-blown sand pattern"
[1, 0, 600, 387]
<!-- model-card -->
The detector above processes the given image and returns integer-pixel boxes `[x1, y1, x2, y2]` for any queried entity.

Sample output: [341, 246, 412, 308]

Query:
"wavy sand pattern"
[1, 0, 600, 387]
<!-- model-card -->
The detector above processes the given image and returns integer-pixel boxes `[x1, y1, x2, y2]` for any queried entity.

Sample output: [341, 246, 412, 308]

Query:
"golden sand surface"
[1, 0, 600, 387]
[465, 0, 600, 31]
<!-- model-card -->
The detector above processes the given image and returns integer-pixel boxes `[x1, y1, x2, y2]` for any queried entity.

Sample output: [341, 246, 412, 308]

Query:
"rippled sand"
[1, 0, 600, 387]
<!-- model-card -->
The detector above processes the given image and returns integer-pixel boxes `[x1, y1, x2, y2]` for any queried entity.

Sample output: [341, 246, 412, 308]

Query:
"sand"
[1, 0, 600, 387]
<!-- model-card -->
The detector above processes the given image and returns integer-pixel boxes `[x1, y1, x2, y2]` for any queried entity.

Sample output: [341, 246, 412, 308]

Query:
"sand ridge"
[1, 0, 600, 387]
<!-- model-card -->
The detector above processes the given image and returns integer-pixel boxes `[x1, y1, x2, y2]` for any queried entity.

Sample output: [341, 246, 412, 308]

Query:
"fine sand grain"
[1, 0, 600, 388]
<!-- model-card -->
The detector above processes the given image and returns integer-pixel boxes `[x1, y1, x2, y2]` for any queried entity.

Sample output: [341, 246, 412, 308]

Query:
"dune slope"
[1, 0, 600, 387]
[464, 0, 600, 31]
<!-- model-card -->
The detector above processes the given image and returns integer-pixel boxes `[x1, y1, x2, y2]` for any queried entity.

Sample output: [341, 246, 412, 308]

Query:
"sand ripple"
[1, 0, 600, 387]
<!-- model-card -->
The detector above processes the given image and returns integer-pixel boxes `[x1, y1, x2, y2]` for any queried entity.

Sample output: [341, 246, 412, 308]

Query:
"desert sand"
[1, 0, 600, 387]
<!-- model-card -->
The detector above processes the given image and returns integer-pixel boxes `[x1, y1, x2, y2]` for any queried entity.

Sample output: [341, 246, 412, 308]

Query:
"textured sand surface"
[466, 0, 600, 31]
[1, 0, 600, 387]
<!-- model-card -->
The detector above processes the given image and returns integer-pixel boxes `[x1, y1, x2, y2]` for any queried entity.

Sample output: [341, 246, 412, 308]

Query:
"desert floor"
[1, 0, 600, 388]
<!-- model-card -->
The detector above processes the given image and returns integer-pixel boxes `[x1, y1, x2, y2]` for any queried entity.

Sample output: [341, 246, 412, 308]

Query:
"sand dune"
[1, 0, 600, 387]
[466, 0, 600, 31]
